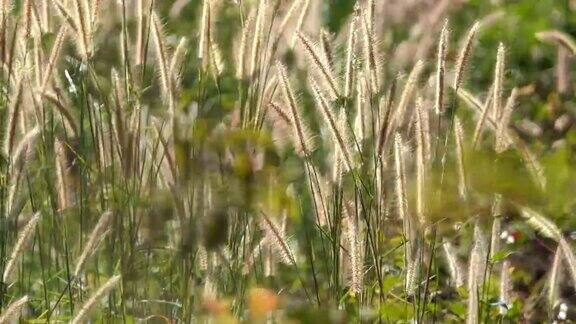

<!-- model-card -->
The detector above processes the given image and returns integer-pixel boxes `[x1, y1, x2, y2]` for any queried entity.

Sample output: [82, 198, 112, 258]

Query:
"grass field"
[1, 0, 576, 322]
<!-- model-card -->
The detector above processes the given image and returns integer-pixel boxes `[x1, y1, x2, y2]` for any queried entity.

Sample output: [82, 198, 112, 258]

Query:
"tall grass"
[0, 0, 574, 322]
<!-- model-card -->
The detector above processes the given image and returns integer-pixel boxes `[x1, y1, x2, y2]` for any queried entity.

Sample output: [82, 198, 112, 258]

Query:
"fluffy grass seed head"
[0, 295, 29, 323]
[297, 32, 340, 100]
[536, 30, 576, 55]
[310, 79, 353, 171]
[73, 211, 114, 277]
[259, 212, 295, 266]
[3, 212, 41, 283]
[454, 22, 480, 90]
[276, 63, 314, 156]
[71, 275, 122, 324]
[435, 19, 449, 114]
[520, 206, 562, 241]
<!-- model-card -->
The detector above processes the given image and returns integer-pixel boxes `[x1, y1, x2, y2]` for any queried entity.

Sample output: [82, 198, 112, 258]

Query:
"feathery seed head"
[74, 211, 114, 277]
[344, 11, 358, 98]
[71, 275, 122, 324]
[259, 212, 295, 265]
[277, 63, 314, 156]
[536, 30, 576, 55]
[0, 295, 29, 323]
[454, 22, 480, 89]
[310, 79, 353, 171]
[454, 117, 468, 200]
[198, 0, 211, 65]
[3, 212, 41, 282]
[297, 32, 340, 99]
[435, 19, 449, 114]
[150, 11, 174, 112]
[520, 206, 562, 241]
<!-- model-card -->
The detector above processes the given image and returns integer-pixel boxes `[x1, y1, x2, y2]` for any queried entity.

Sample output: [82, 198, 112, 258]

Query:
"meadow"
[1, 0, 576, 322]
